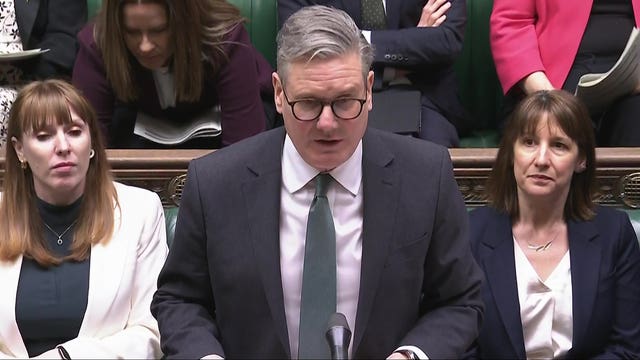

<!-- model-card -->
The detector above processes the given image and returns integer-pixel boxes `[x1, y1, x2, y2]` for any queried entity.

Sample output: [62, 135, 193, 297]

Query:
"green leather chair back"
[87, 0, 100, 19]
[454, 0, 503, 147]
[164, 207, 179, 248]
[227, 0, 278, 68]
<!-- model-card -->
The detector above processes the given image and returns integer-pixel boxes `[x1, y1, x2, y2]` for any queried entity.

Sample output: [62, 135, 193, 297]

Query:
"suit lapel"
[567, 220, 600, 352]
[352, 131, 397, 354]
[241, 129, 290, 357]
[481, 213, 527, 358]
[383, 0, 401, 29]
[14, 0, 40, 47]
[79, 205, 127, 336]
[0, 257, 29, 357]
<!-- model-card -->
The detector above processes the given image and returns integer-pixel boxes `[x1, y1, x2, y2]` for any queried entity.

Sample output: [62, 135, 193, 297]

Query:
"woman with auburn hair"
[0, 80, 167, 358]
[467, 90, 640, 358]
[72, 0, 272, 148]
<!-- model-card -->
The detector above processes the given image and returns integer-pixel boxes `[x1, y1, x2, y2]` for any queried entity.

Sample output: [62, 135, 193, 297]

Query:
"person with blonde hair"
[0, 79, 167, 358]
[73, 0, 272, 148]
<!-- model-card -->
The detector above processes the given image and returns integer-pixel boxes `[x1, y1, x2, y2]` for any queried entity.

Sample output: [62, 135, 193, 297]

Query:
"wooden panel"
[451, 148, 640, 209]
[1, 148, 638, 208]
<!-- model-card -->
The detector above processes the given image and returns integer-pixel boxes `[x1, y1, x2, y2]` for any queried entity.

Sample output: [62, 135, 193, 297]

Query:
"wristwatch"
[396, 349, 419, 360]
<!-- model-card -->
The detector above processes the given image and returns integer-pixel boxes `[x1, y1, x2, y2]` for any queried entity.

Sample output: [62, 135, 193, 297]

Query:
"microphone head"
[327, 313, 350, 331]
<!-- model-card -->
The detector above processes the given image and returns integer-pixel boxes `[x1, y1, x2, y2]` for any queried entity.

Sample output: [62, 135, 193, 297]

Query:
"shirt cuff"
[361, 30, 372, 44]
[396, 345, 429, 359]
[201, 354, 224, 359]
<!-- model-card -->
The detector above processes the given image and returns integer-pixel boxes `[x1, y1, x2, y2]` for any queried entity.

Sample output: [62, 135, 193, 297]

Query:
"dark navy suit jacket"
[151, 127, 483, 359]
[278, 0, 470, 135]
[468, 206, 640, 359]
[14, 0, 86, 79]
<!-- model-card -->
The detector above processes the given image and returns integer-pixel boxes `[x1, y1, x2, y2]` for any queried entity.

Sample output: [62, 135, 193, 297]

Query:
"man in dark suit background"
[15, 0, 87, 79]
[278, 0, 469, 147]
[152, 6, 482, 359]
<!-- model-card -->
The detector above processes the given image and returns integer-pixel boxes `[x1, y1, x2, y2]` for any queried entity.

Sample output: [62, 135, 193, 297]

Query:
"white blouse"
[514, 239, 573, 359]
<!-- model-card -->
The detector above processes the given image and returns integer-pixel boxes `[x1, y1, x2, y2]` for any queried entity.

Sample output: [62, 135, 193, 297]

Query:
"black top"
[15, 197, 90, 357]
[578, 0, 634, 57]
[565, 0, 635, 90]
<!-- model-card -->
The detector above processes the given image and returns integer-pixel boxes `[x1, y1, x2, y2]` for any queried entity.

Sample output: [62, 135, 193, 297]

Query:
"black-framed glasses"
[282, 86, 368, 121]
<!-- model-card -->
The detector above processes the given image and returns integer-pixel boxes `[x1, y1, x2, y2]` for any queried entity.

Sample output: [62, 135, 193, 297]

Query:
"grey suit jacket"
[152, 127, 483, 359]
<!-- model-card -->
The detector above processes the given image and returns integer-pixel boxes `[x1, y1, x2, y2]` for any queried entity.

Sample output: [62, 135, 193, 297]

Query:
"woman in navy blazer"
[468, 90, 640, 358]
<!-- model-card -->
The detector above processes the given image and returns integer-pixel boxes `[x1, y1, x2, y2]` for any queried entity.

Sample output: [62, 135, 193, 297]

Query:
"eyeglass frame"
[281, 84, 369, 121]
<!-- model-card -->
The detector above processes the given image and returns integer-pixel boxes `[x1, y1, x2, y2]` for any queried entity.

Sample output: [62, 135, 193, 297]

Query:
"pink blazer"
[490, 0, 640, 94]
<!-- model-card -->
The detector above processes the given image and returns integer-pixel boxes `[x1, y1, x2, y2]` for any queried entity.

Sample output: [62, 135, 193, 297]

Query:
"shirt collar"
[282, 134, 362, 196]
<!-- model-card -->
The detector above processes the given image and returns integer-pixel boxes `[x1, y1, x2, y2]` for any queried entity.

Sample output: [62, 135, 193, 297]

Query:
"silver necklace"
[525, 227, 561, 252]
[43, 220, 78, 246]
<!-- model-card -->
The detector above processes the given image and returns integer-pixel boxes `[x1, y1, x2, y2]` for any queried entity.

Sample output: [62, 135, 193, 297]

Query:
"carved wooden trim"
[0, 148, 638, 208]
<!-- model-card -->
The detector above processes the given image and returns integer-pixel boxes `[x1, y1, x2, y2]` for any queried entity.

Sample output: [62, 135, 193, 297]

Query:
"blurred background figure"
[0, 0, 87, 148]
[278, 0, 469, 147]
[467, 90, 640, 358]
[491, 0, 640, 146]
[73, 0, 272, 148]
[0, 80, 167, 358]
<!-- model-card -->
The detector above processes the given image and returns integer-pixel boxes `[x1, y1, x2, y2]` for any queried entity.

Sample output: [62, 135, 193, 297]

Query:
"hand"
[418, 0, 452, 27]
[520, 71, 555, 94]
[387, 351, 411, 359]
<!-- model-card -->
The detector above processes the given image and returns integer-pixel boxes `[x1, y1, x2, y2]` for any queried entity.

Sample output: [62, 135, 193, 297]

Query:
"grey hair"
[276, 5, 374, 84]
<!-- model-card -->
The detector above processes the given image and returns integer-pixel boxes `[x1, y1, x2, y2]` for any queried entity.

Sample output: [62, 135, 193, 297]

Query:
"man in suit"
[14, 0, 87, 79]
[151, 6, 483, 359]
[278, 0, 469, 147]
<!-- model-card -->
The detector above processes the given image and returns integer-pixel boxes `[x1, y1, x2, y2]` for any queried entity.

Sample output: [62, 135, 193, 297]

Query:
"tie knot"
[315, 173, 332, 197]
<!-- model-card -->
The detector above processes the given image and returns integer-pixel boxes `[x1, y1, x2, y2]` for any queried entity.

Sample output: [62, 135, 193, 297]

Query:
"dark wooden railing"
[1, 148, 638, 209]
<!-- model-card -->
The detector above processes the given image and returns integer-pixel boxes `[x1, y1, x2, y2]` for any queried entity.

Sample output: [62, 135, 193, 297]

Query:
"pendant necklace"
[43, 219, 78, 246]
[526, 227, 561, 252]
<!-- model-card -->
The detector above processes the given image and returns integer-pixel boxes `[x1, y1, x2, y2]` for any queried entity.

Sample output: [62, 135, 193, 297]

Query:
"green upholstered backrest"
[627, 210, 640, 243]
[87, 0, 100, 19]
[454, 0, 503, 147]
[227, 0, 278, 68]
[164, 206, 179, 248]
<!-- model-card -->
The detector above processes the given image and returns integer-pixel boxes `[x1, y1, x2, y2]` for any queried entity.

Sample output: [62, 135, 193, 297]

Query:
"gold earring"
[20, 160, 27, 170]
[89, 149, 95, 159]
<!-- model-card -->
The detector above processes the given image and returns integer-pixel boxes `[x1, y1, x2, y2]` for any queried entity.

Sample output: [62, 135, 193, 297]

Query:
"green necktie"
[361, 0, 387, 30]
[298, 173, 337, 359]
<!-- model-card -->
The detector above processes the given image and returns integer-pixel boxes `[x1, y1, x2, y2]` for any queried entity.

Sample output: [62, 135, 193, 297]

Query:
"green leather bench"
[454, 0, 503, 148]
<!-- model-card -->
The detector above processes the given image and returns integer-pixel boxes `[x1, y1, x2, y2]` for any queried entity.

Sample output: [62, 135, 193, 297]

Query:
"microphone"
[325, 312, 351, 360]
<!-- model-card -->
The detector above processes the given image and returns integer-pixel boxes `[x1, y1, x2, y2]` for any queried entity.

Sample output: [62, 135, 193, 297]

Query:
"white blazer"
[0, 182, 168, 359]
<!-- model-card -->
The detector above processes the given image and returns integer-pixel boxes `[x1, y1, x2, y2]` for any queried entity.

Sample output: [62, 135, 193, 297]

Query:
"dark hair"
[0, 80, 118, 267]
[486, 90, 596, 220]
[95, 0, 243, 102]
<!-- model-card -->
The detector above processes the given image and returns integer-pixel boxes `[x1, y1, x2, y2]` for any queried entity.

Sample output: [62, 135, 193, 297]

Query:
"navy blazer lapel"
[352, 131, 397, 354]
[383, 0, 401, 28]
[14, 0, 39, 47]
[241, 129, 291, 357]
[567, 219, 600, 352]
[481, 212, 527, 358]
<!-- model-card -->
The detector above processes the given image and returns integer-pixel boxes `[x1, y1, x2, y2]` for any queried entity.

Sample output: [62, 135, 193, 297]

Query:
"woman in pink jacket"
[491, 0, 640, 146]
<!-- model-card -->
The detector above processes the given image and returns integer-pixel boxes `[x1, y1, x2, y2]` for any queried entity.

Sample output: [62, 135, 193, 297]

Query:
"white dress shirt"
[514, 240, 573, 359]
[280, 135, 364, 359]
